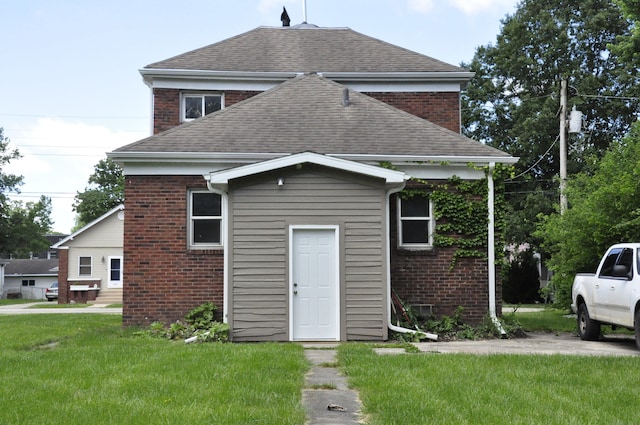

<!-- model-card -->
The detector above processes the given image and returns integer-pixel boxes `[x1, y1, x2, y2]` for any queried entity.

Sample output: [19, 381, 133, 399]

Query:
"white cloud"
[408, 0, 435, 14]
[407, 0, 518, 15]
[6, 118, 145, 233]
[450, 0, 518, 15]
[258, 0, 297, 14]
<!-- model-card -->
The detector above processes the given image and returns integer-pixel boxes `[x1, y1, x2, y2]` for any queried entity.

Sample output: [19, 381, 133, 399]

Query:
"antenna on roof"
[281, 6, 290, 27]
[302, 0, 308, 23]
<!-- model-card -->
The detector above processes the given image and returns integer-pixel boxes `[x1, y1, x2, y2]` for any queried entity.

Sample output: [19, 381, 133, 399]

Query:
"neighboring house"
[52, 205, 124, 304]
[2, 259, 58, 299]
[39, 235, 67, 259]
[108, 22, 517, 341]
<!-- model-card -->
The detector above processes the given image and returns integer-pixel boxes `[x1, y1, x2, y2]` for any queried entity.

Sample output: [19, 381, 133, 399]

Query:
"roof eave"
[139, 68, 474, 86]
[108, 151, 518, 166]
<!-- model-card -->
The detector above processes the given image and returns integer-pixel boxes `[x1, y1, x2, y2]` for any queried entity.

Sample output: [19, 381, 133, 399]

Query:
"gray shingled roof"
[144, 25, 465, 73]
[5, 259, 58, 275]
[113, 74, 510, 159]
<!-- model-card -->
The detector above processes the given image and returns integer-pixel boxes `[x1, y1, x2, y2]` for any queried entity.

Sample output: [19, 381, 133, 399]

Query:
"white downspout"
[487, 163, 507, 337]
[207, 181, 229, 325]
[386, 182, 438, 341]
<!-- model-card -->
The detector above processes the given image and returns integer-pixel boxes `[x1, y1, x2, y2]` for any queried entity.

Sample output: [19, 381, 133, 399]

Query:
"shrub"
[136, 303, 228, 343]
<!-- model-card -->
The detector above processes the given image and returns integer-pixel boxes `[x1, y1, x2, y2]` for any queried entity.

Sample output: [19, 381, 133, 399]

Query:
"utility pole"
[559, 79, 568, 214]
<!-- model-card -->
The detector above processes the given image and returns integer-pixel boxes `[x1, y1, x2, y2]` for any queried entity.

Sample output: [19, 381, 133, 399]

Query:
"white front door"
[290, 227, 339, 341]
[108, 256, 123, 289]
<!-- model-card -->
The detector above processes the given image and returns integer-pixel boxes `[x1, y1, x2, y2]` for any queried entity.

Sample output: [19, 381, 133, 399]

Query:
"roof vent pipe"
[342, 88, 350, 107]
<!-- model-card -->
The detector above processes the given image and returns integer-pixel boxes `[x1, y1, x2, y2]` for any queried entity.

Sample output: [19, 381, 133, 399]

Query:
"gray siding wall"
[229, 166, 388, 341]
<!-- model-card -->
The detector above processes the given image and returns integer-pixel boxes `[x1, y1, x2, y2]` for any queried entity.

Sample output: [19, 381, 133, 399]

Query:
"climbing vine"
[390, 162, 512, 267]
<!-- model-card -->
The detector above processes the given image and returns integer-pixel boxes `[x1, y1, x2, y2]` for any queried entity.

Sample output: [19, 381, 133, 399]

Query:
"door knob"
[294, 290, 298, 295]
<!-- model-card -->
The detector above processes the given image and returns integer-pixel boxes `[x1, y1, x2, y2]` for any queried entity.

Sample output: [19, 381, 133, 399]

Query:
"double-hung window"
[182, 94, 223, 121]
[79, 256, 92, 276]
[189, 191, 223, 248]
[398, 194, 434, 249]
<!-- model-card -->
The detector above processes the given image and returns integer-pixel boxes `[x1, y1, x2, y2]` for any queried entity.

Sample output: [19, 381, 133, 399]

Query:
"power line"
[8, 192, 76, 199]
[506, 135, 559, 182]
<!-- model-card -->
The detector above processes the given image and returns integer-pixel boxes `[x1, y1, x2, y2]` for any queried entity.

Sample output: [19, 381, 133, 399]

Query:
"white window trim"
[397, 195, 434, 249]
[181, 92, 225, 122]
[78, 256, 93, 277]
[108, 256, 123, 287]
[188, 189, 226, 249]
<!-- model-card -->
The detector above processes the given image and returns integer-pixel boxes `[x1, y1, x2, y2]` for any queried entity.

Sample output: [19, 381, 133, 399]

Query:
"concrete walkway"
[0, 301, 122, 315]
[302, 345, 363, 424]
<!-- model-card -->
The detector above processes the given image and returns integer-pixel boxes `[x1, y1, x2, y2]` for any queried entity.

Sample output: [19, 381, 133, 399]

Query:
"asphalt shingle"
[144, 25, 465, 74]
[114, 74, 510, 159]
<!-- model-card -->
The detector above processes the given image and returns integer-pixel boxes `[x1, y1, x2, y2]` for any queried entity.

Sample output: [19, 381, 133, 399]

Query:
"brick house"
[108, 23, 516, 341]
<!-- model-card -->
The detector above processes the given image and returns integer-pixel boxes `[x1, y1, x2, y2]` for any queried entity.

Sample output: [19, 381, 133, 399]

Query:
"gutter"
[386, 182, 438, 341]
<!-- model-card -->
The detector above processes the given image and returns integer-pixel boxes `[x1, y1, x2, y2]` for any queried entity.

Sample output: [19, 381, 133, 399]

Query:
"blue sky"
[1, 0, 518, 234]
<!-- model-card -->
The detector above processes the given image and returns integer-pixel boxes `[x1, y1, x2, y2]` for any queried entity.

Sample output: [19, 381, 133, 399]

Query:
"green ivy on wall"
[394, 163, 511, 267]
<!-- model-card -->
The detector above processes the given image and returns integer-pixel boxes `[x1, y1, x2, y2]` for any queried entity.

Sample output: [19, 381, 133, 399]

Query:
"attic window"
[182, 93, 223, 121]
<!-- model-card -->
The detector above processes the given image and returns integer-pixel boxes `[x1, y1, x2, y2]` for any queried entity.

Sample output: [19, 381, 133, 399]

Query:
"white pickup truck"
[571, 243, 640, 349]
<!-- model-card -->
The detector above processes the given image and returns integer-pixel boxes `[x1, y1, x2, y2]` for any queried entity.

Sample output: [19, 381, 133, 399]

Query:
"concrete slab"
[374, 332, 640, 357]
[302, 389, 362, 425]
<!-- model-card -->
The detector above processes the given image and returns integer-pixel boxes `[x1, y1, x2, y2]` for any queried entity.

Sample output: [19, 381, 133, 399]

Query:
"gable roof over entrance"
[110, 74, 515, 166]
[207, 151, 406, 192]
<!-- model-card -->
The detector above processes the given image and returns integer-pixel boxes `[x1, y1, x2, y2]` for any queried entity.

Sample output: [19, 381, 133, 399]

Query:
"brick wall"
[365, 92, 461, 133]
[57, 249, 69, 304]
[152, 89, 261, 134]
[389, 191, 501, 324]
[152, 89, 180, 134]
[122, 175, 224, 326]
[152, 88, 460, 134]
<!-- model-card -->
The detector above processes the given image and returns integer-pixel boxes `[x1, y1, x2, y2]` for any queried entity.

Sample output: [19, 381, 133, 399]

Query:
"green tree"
[73, 158, 124, 228]
[612, 0, 640, 67]
[0, 127, 24, 254]
[536, 122, 640, 308]
[0, 127, 23, 200]
[462, 0, 638, 248]
[4, 197, 53, 258]
[0, 128, 53, 257]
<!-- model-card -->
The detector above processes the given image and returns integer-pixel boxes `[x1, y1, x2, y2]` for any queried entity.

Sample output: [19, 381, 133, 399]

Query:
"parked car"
[45, 282, 58, 301]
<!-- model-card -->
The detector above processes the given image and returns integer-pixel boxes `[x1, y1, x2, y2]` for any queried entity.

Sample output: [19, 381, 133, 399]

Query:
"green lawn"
[3, 310, 639, 425]
[338, 343, 640, 425]
[0, 315, 307, 425]
[509, 307, 577, 332]
[0, 299, 42, 306]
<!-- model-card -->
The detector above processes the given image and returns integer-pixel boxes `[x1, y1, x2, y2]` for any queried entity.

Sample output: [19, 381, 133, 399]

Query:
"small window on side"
[188, 191, 224, 249]
[79, 256, 92, 276]
[398, 195, 434, 249]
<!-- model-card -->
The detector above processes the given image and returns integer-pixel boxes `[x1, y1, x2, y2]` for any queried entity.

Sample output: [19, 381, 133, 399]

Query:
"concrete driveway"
[0, 302, 122, 315]
[375, 332, 639, 356]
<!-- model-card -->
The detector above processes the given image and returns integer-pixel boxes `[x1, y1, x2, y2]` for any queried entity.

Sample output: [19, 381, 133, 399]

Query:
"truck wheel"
[577, 303, 600, 341]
